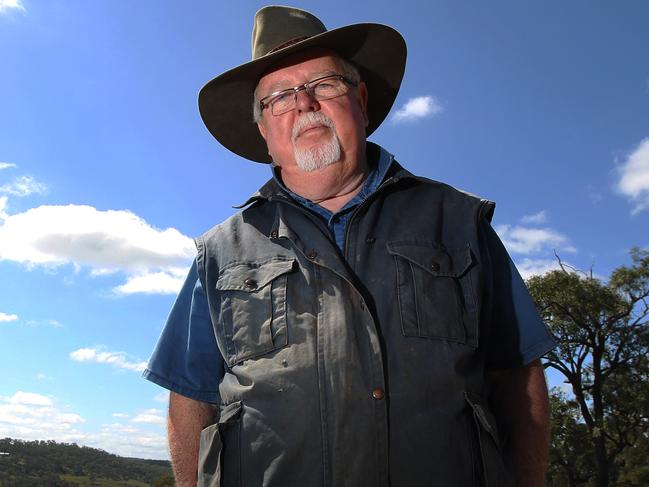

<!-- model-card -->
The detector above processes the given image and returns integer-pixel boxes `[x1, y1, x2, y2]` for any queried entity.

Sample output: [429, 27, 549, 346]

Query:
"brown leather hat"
[198, 5, 407, 163]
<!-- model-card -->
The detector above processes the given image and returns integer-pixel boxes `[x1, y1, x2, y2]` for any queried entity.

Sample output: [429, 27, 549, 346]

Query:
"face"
[256, 49, 368, 173]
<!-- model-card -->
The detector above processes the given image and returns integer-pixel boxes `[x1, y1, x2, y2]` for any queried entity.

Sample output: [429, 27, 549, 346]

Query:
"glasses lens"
[311, 76, 348, 100]
[267, 75, 351, 116]
[270, 91, 295, 116]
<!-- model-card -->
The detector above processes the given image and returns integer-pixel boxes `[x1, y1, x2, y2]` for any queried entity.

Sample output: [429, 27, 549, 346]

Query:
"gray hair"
[252, 57, 362, 123]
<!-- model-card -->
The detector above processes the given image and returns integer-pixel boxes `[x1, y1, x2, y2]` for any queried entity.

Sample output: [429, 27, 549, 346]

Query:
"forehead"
[257, 48, 343, 92]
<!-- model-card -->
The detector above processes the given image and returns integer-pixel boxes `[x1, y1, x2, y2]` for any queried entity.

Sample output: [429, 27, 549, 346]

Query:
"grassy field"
[60, 475, 153, 486]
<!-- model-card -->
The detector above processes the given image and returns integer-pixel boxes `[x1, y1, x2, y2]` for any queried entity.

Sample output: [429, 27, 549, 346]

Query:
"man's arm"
[168, 391, 218, 487]
[488, 359, 551, 487]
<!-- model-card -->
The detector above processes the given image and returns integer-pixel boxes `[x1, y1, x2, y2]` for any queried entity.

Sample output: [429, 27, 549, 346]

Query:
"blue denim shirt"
[144, 144, 555, 407]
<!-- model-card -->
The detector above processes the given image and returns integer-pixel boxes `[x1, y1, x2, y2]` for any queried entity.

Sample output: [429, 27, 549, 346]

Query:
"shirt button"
[430, 261, 440, 272]
[372, 388, 385, 400]
[307, 251, 318, 260]
[244, 277, 258, 289]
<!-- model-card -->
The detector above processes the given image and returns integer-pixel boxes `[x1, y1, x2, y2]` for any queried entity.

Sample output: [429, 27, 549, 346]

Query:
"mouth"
[296, 124, 329, 139]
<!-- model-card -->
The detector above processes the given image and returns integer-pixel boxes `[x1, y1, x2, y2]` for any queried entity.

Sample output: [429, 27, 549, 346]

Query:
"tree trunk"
[593, 434, 609, 487]
[592, 339, 608, 487]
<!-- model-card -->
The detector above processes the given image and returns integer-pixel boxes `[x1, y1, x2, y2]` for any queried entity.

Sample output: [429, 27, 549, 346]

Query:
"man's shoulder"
[198, 202, 273, 242]
[390, 161, 495, 219]
[197, 211, 244, 242]
[196, 179, 283, 251]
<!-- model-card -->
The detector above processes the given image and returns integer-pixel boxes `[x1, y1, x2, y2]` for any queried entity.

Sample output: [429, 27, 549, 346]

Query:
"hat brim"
[198, 23, 407, 163]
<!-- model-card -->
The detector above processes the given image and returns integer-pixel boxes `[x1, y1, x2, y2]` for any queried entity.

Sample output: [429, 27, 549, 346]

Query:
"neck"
[279, 151, 368, 213]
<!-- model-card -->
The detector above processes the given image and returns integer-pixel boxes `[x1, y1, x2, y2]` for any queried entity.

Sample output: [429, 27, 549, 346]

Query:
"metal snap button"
[244, 277, 258, 289]
[430, 261, 440, 272]
[372, 388, 385, 400]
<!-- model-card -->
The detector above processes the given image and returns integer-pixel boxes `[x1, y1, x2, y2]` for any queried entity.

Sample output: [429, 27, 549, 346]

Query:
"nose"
[295, 88, 320, 113]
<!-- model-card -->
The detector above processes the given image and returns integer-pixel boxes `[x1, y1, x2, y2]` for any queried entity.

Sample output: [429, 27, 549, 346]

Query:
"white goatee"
[291, 112, 341, 172]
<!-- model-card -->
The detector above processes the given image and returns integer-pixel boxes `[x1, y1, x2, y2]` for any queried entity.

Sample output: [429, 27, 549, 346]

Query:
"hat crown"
[252, 6, 327, 60]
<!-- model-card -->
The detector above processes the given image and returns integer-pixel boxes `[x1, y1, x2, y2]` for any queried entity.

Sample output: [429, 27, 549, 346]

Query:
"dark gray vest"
[196, 161, 510, 487]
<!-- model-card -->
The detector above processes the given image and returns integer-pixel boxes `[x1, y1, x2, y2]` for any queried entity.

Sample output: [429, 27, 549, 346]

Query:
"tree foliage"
[0, 438, 172, 486]
[528, 248, 649, 487]
[546, 389, 595, 486]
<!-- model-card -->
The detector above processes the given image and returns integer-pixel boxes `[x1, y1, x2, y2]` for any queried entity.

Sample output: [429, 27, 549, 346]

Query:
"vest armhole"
[478, 199, 496, 223]
[194, 236, 208, 292]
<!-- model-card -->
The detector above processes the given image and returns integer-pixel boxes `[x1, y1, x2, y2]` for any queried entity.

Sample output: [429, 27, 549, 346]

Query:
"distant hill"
[0, 438, 174, 486]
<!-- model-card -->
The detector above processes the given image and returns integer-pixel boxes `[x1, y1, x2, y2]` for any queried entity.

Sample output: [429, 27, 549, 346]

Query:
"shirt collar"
[270, 142, 395, 215]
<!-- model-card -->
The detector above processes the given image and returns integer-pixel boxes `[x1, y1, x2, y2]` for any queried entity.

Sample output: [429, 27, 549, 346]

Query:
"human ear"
[257, 121, 267, 140]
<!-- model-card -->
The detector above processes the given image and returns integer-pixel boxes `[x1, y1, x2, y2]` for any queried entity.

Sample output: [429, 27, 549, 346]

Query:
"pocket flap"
[219, 400, 243, 424]
[464, 391, 500, 446]
[387, 242, 473, 277]
[216, 258, 295, 292]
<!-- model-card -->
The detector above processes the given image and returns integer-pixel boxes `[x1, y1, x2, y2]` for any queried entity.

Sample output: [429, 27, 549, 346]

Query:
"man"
[144, 6, 556, 487]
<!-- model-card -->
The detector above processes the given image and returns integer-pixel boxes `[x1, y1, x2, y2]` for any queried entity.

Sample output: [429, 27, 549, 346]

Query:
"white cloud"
[515, 258, 563, 280]
[113, 268, 188, 295]
[585, 184, 603, 205]
[0, 0, 24, 13]
[112, 413, 129, 419]
[89, 422, 167, 459]
[616, 137, 649, 214]
[153, 392, 169, 404]
[0, 312, 18, 323]
[8, 391, 53, 406]
[0, 204, 194, 294]
[69, 347, 147, 373]
[520, 210, 547, 224]
[391, 95, 443, 123]
[132, 409, 165, 425]
[0, 176, 47, 197]
[0, 196, 8, 220]
[25, 318, 63, 328]
[0, 391, 167, 459]
[496, 224, 575, 255]
[0, 162, 17, 170]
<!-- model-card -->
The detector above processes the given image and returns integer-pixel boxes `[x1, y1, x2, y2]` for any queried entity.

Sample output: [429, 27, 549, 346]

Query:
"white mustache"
[291, 112, 335, 142]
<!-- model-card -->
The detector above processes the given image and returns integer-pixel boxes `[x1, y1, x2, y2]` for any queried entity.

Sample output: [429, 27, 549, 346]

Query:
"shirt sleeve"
[142, 259, 224, 403]
[480, 220, 557, 369]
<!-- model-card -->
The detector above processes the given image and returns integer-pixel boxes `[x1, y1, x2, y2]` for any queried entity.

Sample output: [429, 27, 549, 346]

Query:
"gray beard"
[294, 135, 341, 172]
[291, 113, 342, 172]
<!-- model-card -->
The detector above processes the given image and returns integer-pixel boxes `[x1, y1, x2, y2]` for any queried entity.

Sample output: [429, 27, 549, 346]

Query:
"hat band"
[267, 36, 312, 55]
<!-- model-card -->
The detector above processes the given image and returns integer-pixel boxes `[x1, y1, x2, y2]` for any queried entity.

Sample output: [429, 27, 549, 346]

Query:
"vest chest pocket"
[387, 242, 478, 347]
[216, 258, 295, 366]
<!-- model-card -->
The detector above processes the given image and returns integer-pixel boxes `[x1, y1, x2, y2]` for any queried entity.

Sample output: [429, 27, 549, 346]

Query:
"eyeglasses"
[259, 74, 358, 116]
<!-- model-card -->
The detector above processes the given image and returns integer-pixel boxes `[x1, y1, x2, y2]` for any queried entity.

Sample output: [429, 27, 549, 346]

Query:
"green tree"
[528, 248, 649, 487]
[546, 389, 594, 487]
[153, 473, 176, 486]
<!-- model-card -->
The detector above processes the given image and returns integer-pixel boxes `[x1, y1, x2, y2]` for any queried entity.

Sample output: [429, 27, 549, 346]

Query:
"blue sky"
[1, 1, 648, 459]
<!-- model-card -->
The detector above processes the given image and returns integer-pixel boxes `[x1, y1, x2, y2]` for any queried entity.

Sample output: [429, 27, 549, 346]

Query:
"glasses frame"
[258, 74, 358, 116]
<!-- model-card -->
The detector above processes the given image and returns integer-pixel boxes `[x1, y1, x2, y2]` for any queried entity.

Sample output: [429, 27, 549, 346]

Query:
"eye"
[313, 80, 339, 96]
[271, 91, 293, 108]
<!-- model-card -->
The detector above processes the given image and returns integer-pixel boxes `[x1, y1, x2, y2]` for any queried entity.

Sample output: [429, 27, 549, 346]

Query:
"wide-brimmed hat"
[198, 5, 407, 163]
